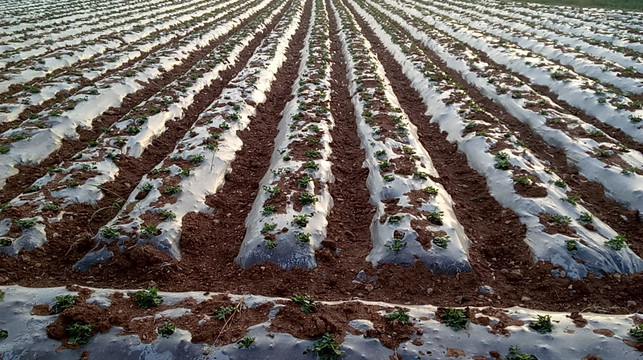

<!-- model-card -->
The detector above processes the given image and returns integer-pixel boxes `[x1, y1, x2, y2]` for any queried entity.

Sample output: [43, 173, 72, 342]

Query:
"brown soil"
[0, 0, 642, 320]
[568, 311, 588, 327]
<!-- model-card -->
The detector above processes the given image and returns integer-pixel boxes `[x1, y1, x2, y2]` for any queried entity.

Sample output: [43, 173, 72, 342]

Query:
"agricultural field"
[0, 0, 642, 358]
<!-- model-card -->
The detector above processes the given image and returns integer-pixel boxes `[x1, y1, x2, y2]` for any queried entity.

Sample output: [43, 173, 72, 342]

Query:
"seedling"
[100, 226, 119, 239]
[296, 232, 311, 243]
[506, 346, 537, 360]
[630, 324, 643, 342]
[385, 309, 410, 324]
[494, 152, 510, 170]
[424, 186, 438, 195]
[159, 209, 176, 220]
[50, 295, 77, 314]
[66, 179, 79, 188]
[0, 146, 9, 154]
[303, 161, 319, 170]
[179, 167, 192, 177]
[306, 149, 321, 158]
[42, 202, 60, 212]
[292, 214, 310, 227]
[10, 133, 31, 142]
[562, 194, 582, 206]
[213, 305, 236, 320]
[0, 238, 11, 247]
[262, 205, 276, 216]
[577, 212, 592, 222]
[440, 307, 470, 331]
[139, 183, 153, 192]
[529, 314, 555, 333]
[158, 323, 176, 338]
[265, 239, 278, 249]
[0, 329, 6, 340]
[565, 239, 578, 252]
[513, 176, 532, 185]
[385, 238, 406, 252]
[16, 218, 37, 229]
[605, 235, 628, 251]
[413, 171, 429, 180]
[433, 235, 451, 248]
[135, 287, 162, 309]
[125, 126, 140, 134]
[543, 213, 571, 225]
[426, 210, 444, 225]
[308, 333, 344, 360]
[140, 224, 159, 238]
[237, 335, 255, 349]
[298, 192, 318, 205]
[66, 322, 93, 345]
[188, 154, 204, 164]
[291, 294, 318, 313]
[163, 186, 181, 195]
[261, 222, 277, 234]
[263, 185, 281, 197]
[297, 175, 312, 188]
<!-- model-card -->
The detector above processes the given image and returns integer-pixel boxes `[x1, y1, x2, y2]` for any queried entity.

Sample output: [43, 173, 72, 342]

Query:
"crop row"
[353, 0, 643, 278]
[0, 0, 262, 190]
[75, 0, 304, 270]
[237, 0, 334, 269]
[332, 0, 471, 275]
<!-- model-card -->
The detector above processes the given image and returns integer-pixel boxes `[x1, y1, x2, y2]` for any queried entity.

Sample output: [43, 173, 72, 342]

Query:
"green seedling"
[42, 202, 60, 212]
[0, 329, 6, 340]
[506, 346, 538, 360]
[433, 235, 451, 249]
[308, 333, 344, 360]
[578, 212, 592, 222]
[50, 295, 77, 314]
[529, 314, 555, 333]
[100, 226, 119, 239]
[263, 185, 281, 197]
[135, 287, 163, 309]
[296, 233, 311, 243]
[292, 214, 311, 227]
[163, 186, 181, 195]
[440, 307, 470, 331]
[605, 235, 628, 251]
[158, 323, 176, 338]
[237, 335, 255, 349]
[385, 238, 406, 252]
[385, 309, 410, 324]
[566, 239, 578, 252]
[159, 209, 176, 220]
[630, 324, 643, 342]
[291, 294, 318, 313]
[16, 218, 37, 229]
[426, 210, 444, 225]
[298, 192, 318, 205]
[213, 305, 236, 320]
[261, 222, 277, 234]
[262, 205, 276, 216]
[66, 322, 93, 345]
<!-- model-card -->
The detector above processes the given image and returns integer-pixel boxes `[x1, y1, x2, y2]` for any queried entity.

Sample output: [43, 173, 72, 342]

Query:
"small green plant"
[263, 185, 281, 197]
[163, 186, 181, 195]
[513, 176, 532, 185]
[433, 234, 451, 248]
[291, 294, 317, 313]
[308, 333, 344, 360]
[605, 235, 628, 251]
[159, 209, 176, 220]
[562, 194, 582, 206]
[385, 309, 410, 324]
[66, 179, 79, 188]
[188, 154, 204, 164]
[298, 192, 318, 205]
[265, 239, 277, 249]
[629, 324, 643, 342]
[0, 145, 9, 154]
[295, 232, 311, 243]
[303, 161, 319, 170]
[16, 218, 37, 229]
[424, 186, 438, 195]
[66, 322, 93, 345]
[262, 205, 276, 216]
[50, 295, 77, 314]
[297, 175, 312, 188]
[42, 202, 60, 212]
[440, 307, 470, 331]
[413, 171, 429, 180]
[135, 287, 163, 309]
[100, 226, 119, 239]
[506, 346, 538, 360]
[494, 152, 510, 170]
[261, 222, 277, 234]
[426, 210, 444, 225]
[387, 215, 403, 223]
[140, 224, 159, 238]
[578, 212, 592, 222]
[0, 329, 6, 340]
[125, 126, 140, 134]
[158, 322, 176, 338]
[0, 238, 11, 247]
[237, 335, 255, 349]
[306, 149, 321, 158]
[543, 213, 571, 225]
[529, 314, 554, 333]
[213, 305, 236, 320]
[292, 214, 311, 227]
[139, 183, 153, 192]
[385, 238, 406, 252]
[565, 239, 578, 252]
